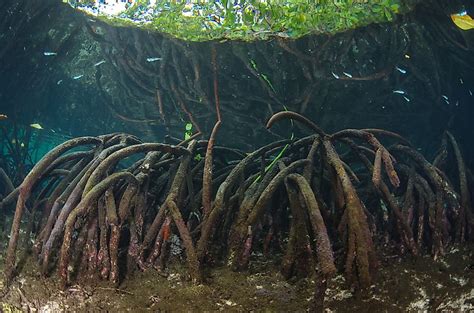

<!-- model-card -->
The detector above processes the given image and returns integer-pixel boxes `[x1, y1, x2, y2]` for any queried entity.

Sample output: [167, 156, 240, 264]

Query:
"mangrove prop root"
[84, 143, 188, 194]
[332, 129, 400, 188]
[4, 136, 102, 286]
[266, 111, 326, 137]
[286, 174, 336, 278]
[346, 139, 418, 255]
[196, 139, 291, 263]
[40, 143, 129, 274]
[391, 144, 460, 258]
[0, 167, 14, 195]
[446, 131, 472, 241]
[228, 159, 310, 269]
[281, 178, 312, 279]
[59, 172, 138, 288]
[202, 45, 223, 218]
[166, 141, 202, 283]
[324, 139, 375, 288]
[3, 118, 471, 297]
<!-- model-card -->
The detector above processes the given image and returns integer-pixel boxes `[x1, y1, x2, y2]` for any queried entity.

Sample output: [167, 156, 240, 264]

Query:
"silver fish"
[403, 96, 410, 102]
[331, 72, 340, 79]
[94, 60, 106, 67]
[342, 72, 352, 78]
[393, 90, 406, 95]
[442, 95, 449, 100]
[57, 80, 63, 85]
[43, 52, 57, 56]
[395, 66, 407, 74]
[146, 57, 162, 62]
[73, 75, 83, 80]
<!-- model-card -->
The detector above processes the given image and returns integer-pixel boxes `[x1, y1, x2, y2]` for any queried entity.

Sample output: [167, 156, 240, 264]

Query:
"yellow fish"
[30, 123, 44, 130]
[451, 12, 474, 30]
[0, 114, 7, 120]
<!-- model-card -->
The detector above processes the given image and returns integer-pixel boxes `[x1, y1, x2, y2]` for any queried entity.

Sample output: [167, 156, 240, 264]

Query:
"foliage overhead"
[68, 0, 410, 41]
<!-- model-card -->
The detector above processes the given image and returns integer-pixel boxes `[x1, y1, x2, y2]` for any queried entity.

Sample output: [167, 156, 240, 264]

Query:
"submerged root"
[2, 116, 471, 297]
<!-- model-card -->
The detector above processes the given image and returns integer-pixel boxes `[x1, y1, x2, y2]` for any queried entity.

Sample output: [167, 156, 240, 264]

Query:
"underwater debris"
[0, 114, 8, 120]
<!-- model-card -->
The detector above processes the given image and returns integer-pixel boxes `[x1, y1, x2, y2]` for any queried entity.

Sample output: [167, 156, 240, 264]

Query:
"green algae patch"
[68, 0, 414, 41]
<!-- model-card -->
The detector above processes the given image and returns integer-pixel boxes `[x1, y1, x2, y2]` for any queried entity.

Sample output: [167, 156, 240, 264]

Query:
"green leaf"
[70, 0, 408, 41]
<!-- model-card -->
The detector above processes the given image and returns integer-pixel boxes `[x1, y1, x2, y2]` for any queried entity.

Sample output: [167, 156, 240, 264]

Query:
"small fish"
[469, 90, 473, 96]
[393, 90, 406, 95]
[460, 78, 464, 84]
[57, 80, 63, 85]
[442, 95, 449, 100]
[43, 52, 57, 56]
[404, 54, 410, 59]
[342, 72, 352, 78]
[146, 57, 162, 62]
[30, 123, 43, 130]
[0, 114, 8, 120]
[331, 72, 340, 79]
[73, 75, 83, 80]
[395, 66, 407, 74]
[403, 96, 410, 102]
[94, 60, 106, 67]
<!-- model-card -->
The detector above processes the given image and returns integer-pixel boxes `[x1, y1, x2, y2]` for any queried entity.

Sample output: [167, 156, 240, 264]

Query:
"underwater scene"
[0, 0, 473, 311]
